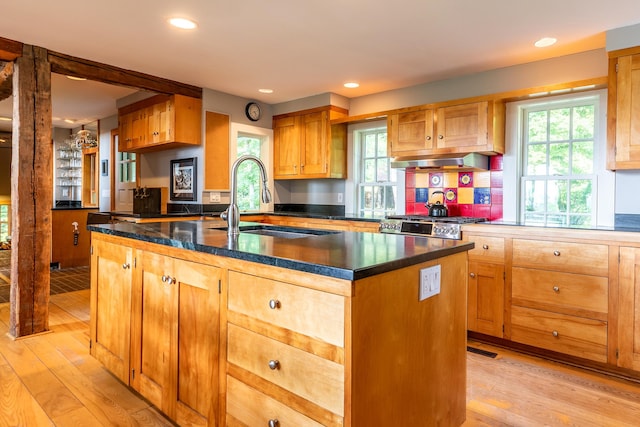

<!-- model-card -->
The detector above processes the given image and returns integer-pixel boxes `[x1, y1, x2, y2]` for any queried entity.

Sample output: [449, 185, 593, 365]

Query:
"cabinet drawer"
[228, 271, 345, 347]
[512, 267, 608, 315]
[464, 234, 504, 263]
[227, 324, 345, 417]
[511, 306, 607, 363]
[226, 376, 325, 427]
[512, 239, 608, 276]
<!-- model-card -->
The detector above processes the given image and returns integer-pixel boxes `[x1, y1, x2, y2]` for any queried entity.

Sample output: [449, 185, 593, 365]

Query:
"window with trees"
[0, 204, 9, 242]
[358, 128, 397, 218]
[236, 133, 264, 211]
[521, 95, 599, 227]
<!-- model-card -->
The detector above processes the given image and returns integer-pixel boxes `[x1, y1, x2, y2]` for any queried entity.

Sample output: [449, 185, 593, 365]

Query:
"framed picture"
[170, 157, 197, 201]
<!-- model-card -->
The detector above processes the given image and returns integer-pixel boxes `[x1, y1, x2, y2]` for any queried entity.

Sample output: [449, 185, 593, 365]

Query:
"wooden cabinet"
[258, 214, 380, 233]
[387, 109, 435, 157]
[388, 100, 504, 157]
[118, 94, 202, 153]
[464, 234, 505, 337]
[273, 106, 348, 179]
[89, 237, 134, 384]
[607, 49, 640, 169]
[90, 233, 220, 426]
[204, 111, 230, 190]
[510, 238, 609, 362]
[132, 250, 220, 426]
[617, 247, 640, 371]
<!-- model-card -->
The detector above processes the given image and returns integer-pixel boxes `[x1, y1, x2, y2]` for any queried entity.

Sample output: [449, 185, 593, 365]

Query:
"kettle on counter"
[426, 190, 448, 217]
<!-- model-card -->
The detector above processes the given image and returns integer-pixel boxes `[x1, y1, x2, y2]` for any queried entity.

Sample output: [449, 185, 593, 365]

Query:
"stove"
[379, 215, 487, 239]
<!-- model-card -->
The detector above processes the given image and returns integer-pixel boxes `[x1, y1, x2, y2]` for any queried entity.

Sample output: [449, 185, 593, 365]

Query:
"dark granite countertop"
[88, 220, 473, 281]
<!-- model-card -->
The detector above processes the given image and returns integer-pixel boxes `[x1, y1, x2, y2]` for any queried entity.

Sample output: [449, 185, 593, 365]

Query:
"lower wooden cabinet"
[90, 237, 134, 384]
[90, 234, 220, 427]
[618, 247, 640, 371]
[468, 261, 504, 337]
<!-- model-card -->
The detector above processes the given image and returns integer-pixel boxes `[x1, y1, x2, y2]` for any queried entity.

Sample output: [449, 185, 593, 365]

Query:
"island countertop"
[88, 220, 473, 280]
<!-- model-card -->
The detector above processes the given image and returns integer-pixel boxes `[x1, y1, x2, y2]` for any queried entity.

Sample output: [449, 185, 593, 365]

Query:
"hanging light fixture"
[68, 127, 98, 149]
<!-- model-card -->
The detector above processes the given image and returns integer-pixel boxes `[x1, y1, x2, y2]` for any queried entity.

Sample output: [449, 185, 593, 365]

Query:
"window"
[235, 133, 263, 211]
[357, 128, 397, 218]
[512, 91, 612, 227]
[0, 204, 9, 242]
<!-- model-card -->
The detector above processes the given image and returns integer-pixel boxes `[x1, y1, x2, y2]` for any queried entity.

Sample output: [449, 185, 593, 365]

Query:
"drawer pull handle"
[269, 299, 280, 310]
[482, 244, 489, 250]
[470, 272, 476, 278]
[553, 286, 560, 293]
[161, 275, 176, 285]
[268, 360, 280, 370]
[553, 250, 561, 256]
[552, 330, 559, 337]
[122, 263, 130, 270]
[268, 420, 280, 427]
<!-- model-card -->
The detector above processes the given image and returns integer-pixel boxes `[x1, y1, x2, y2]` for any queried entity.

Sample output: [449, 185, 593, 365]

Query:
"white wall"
[99, 114, 117, 211]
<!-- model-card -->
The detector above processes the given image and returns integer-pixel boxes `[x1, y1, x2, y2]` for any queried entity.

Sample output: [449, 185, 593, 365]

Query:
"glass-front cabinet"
[55, 142, 83, 207]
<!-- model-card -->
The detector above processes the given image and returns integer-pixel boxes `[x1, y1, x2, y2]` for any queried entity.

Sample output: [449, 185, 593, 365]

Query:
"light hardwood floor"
[1, 290, 640, 426]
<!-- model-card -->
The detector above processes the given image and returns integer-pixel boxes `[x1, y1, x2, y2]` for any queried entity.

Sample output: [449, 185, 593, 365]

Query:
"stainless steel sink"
[208, 224, 340, 239]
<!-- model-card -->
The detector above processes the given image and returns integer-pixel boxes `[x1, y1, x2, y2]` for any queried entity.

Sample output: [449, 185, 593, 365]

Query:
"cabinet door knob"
[553, 250, 561, 256]
[482, 244, 489, 250]
[162, 275, 176, 285]
[438, 134, 444, 140]
[269, 299, 280, 310]
[426, 135, 432, 141]
[553, 286, 560, 293]
[122, 263, 130, 270]
[268, 360, 280, 370]
[268, 419, 280, 427]
[552, 330, 559, 337]
[470, 272, 476, 278]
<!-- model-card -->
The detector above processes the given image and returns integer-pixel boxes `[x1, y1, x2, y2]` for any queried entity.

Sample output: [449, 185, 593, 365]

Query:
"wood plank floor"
[1, 290, 640, 426]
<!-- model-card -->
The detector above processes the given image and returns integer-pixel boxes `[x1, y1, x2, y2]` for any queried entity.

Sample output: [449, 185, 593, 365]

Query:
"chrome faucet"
[221, 155, 272, 236]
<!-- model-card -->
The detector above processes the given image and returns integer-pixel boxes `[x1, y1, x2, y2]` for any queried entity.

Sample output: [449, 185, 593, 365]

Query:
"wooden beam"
[0, 37, 23, 61]
[0, 61, 14, 101]
[48, 51, 202, 99]
[10, 44, 52, 338]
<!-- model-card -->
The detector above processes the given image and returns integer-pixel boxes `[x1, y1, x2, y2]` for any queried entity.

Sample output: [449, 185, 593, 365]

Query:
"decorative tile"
[457, 187, 474, 204]
[459, 172, 473, 187]
[473, 205, 491, 218]
[458, 204, 474, 216]
[406, 189, 415, 203]
[490, 170, 503, 188]
[405, 170, 416, 188]
[474, 188, 491, 205]
[429, 172, 443, 187]
[415, 188, 429, 203]
[413, 203, 429, 215]
[490, 188, 503, 205]
[490, 205, 503, 221]
[443, 172, 459, 188]
[444, 188, 457, 203]
[415, 172, 429, 188]
[446, 203, 460, 216]
[473, 171, 491, 188]
[490, 155, 504, 171]
[429, 189, 446, 203]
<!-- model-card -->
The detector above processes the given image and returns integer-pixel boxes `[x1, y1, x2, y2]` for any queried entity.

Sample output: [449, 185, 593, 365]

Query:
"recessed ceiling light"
[534, 37, 557, 48]
[66, 75, 86, 81]
[64, 119, 76, 124]
[258, 89, 274, 94]
[344, 82, 360, 88]
[168, 17, 198, 30]
[0, 116, 11, 122]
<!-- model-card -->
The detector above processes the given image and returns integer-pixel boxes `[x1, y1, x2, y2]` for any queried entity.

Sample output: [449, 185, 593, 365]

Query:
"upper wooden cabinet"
[607, 49, 640, 170]
[204, 111, 230, 190]
[118, 94, 202, 153]
[273, 106, 348, 179]
[388, 100, 505, 157]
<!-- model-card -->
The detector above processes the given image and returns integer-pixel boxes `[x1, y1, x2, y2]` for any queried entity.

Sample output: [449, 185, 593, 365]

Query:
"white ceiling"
[1, 0, 640, 134]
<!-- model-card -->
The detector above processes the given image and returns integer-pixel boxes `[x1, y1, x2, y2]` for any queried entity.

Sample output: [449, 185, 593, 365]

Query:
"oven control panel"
[379, 219, 462, 240]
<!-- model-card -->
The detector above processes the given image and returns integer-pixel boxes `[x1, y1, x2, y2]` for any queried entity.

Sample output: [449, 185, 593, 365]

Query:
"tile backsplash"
[405, 155, 504, 220]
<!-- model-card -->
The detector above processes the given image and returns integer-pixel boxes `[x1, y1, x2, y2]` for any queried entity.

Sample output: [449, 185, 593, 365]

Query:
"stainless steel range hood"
[390, 153, 489, 171]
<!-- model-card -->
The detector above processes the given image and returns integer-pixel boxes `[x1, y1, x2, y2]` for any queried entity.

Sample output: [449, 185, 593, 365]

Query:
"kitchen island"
[88, 220, 473, 426]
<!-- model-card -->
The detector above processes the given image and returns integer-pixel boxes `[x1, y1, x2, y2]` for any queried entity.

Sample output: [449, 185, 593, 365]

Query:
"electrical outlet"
[419, 265, 441, 301]
[337, 193, 344, 203]
[209, 192, 221, 203]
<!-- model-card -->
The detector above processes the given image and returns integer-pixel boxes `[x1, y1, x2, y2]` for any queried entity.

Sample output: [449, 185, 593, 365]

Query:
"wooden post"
[9, 44, 52, 337]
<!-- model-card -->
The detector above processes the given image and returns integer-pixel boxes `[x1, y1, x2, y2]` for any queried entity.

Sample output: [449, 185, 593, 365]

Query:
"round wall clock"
[245, 102, 261, 121]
